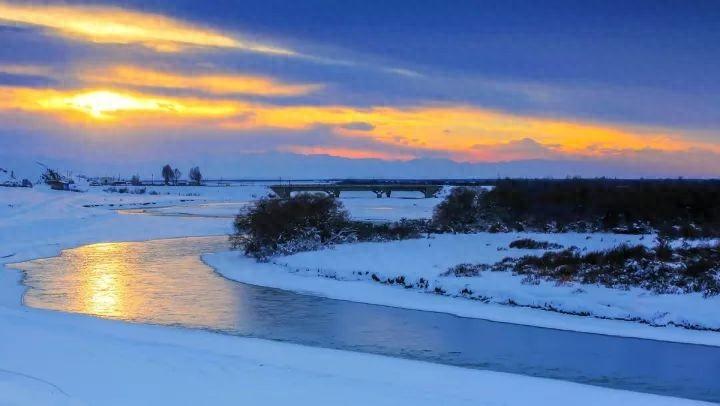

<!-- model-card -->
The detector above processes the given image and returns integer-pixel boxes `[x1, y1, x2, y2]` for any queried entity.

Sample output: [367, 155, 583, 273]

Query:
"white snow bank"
[0, 305, 709, 406]
[205, 232, 720, 346]
[0, 186, 233, 265]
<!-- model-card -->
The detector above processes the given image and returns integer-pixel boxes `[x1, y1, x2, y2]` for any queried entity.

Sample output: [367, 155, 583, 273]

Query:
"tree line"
[433, 179, 720, 237]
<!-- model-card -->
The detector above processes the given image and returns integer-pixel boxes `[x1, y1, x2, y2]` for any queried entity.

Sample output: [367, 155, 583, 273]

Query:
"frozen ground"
[4, 185, 710, 404]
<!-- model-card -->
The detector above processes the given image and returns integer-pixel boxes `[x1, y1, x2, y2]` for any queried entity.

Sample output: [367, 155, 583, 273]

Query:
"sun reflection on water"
[11, 236, 238, 330]
[77, 243, 128, 317]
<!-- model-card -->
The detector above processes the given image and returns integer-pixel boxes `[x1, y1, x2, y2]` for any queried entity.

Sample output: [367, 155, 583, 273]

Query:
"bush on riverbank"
[448, 241, 720, 297]
[231, 194, 353, 258]
[231, 194, 427, 259]
[508, 238, 563, 250]
[432, 187, 483, 232]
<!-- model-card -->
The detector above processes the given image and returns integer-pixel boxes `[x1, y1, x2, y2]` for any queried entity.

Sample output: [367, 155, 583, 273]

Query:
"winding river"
[10, 236, 720, 402]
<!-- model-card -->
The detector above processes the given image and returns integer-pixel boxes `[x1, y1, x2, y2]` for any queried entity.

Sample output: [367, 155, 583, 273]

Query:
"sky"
[0, 0, 718, 178]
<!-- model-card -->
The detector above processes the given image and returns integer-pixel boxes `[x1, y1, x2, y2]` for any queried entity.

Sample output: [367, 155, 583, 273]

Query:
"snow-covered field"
[0, 185, 717, 404]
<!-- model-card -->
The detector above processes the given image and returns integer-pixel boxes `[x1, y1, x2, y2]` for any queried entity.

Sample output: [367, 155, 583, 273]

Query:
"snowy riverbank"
[206, 231, 720, 346]
[5, 185, 711, 404]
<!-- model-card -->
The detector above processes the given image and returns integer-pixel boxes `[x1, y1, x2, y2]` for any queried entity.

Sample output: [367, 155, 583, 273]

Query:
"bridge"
[269, 184, 443, 198]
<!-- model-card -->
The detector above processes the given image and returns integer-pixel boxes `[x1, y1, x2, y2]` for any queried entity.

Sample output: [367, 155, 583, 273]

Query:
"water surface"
[12, 236, 720, 402]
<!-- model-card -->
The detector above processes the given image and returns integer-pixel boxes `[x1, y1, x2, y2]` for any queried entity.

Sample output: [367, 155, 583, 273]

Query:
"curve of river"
[10, 236, 720, 402]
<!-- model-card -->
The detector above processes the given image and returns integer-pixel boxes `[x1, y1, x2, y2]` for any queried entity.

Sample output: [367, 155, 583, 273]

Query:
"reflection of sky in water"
[10, 236, 720, 402]
[15, 237, 240, 330]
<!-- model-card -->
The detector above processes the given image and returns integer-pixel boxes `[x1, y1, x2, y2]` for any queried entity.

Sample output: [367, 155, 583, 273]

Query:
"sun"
[63, 90, 156, 119]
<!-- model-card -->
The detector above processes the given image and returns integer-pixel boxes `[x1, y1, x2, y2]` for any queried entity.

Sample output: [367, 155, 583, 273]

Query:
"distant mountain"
[0, 152, 714, 180]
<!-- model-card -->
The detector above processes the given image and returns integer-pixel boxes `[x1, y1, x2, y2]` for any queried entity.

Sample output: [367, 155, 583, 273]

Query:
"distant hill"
[0, 152, 715, 181]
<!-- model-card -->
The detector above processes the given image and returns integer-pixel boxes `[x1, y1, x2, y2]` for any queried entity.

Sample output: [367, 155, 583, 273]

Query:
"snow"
[0, 184, 716, 404]
[206, 232, 720, 346]
[0, 304, 707, 406]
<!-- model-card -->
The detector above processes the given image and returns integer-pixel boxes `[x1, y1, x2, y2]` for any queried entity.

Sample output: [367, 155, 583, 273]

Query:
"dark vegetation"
[509, 238, 563, 250]
[161, 164, 174, 185]
[432, 179, 720, 237]
[485, 241, 720, 297]
[189, 166, 202, 185]
[103, 186, 147, 194]
[231, 194, 426, 259]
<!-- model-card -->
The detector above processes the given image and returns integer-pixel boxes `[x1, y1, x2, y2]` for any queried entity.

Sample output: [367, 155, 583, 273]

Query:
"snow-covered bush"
[490, 242, 720, 296]
[104, 186, 146, 194]
[509, 238, 563, 250]
[231, 194, 354, 259]
[431, 187, 484, 232]
[231, 195, 428, 259]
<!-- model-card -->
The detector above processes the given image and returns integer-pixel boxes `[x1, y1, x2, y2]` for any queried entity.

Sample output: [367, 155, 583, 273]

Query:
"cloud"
[3, 83, 719, 167]
[0, 1, 296, 55]
[470, 138, 564, 161]
[280, 145, 415, 160]
[0, 63, 54, 77]
[80, 66, 322, 97]
[338, 122, 375, 131]
[221, 104, 710, 159]
[0, 87, 240, 121]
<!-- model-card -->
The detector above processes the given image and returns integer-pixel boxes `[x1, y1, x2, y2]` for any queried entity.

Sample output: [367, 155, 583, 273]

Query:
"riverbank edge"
[204, 250, 720, 348]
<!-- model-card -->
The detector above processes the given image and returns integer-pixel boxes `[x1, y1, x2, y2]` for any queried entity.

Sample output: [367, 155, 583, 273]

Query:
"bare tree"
[161, 164, 173, 185]
[173, 168, 182, 185]
[188, 166, 202, 185]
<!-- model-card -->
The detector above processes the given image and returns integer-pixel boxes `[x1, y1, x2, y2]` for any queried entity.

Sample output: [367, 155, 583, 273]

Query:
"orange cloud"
[281, 146, 415, 161]
[81, 66, 322, 97]
[223, 104, 702, 157]
[0, 1, 295, 54]
[2, 84, 716, 161]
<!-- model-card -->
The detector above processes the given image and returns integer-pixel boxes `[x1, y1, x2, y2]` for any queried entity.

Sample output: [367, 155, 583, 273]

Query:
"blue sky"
[0, 0, 718, 177]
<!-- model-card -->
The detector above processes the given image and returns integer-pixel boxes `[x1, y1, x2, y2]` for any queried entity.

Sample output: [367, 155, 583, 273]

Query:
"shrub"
[431, 187, 483, 232]
[231, 195, 429, 259]
[103, 186, 146, 194]
[494, 242, 720, 296]
[231, 194, 353, 258]
[509, 238, 563, 250]
[351, 218, 427, 241]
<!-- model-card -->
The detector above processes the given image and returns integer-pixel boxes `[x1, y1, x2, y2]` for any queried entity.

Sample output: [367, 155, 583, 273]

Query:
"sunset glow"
[81, 66, 322, 97]
[0, 1, 295, 54]
[1, 83, 711, 161]
[0, 0, 717, 176]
